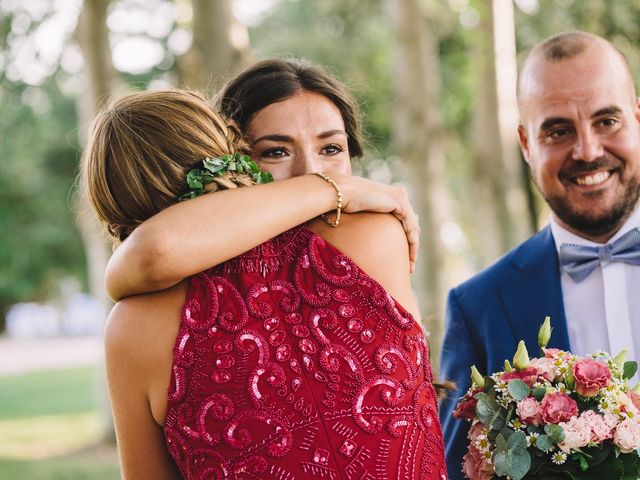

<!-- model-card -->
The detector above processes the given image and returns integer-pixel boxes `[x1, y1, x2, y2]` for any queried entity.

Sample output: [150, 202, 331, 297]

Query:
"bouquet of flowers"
[454, 317, 640, 480]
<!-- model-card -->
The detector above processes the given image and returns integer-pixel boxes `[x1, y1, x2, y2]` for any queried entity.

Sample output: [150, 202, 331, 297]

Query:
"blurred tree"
[386, 0, 451, 354]
[467, 0, 532, 265]
[248, 0, 394, 156]
[74, 0, 121, 443]
[177, 0, 253, 89]
[0, 4, 88, 330]
[74, 0, 117, 310]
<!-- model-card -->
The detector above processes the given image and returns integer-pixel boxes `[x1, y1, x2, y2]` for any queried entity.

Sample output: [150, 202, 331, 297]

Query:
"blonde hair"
[82, 89, 250, 242]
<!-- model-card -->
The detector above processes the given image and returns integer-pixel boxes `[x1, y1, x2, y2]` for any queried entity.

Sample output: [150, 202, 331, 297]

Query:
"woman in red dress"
[84, 60, 447, 480]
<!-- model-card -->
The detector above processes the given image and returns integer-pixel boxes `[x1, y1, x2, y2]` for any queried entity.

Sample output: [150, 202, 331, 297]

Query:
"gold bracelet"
[309, 172, 342, 227]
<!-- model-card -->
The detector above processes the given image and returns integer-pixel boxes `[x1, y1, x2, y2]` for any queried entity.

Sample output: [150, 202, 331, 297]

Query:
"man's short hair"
[517, 31, 634, 107]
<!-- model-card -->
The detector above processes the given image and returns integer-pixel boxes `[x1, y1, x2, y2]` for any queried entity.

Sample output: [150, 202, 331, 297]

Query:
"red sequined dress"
[164, 225, 447, 480]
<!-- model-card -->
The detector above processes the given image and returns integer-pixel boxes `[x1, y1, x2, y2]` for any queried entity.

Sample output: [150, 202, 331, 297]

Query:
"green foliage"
[545, 424, 566, 444]
[179, 154, 273, 201]
[623, 361, 638, 380]
[532, 386, 548, 401]
[507, 379, 531, 401]
[4, 0, 640, 333]
[0, 76, 87, 326]
[493, 430, 531, 480]
[249, 0, 394, 155]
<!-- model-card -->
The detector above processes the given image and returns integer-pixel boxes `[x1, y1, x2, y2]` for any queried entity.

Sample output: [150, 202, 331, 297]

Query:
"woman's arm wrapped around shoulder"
[106, 173, 420, 301]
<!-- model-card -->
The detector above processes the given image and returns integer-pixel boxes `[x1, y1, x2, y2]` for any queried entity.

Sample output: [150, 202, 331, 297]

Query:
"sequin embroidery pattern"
[164, 225, 447, 479]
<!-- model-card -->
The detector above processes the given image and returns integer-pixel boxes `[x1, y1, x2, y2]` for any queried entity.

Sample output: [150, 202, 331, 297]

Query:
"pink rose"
[573, 358, 612, 397]
[581, 410, 613, 442]
[530, 357, 556, 381]
[454, 388, 482, 420]
[468, 421, 485, 441]
[614, 418, 640, 453]
[516, 397, 541, 426]
[543, 348, 561, 358]
[502, 366, 539, 387]
[603, 412, 620, 430]
[558, 415, 591, 453]
[462, 443, 494, 480]
[629, 391, 640, 412]
[540, 392, 578, 424]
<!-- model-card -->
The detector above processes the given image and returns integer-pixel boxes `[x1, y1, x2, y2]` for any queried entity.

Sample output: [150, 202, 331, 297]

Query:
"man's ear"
[517, 124, 531, 165]
[634, 97, 640, 125]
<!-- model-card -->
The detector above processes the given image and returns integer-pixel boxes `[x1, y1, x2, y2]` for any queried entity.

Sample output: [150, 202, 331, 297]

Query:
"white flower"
[508, 418, 525, 430]
[473, 431, 492, 453]
[551, 451, 567, 465]
[493, 378, 508, 395]
[526, 432, 540, 447]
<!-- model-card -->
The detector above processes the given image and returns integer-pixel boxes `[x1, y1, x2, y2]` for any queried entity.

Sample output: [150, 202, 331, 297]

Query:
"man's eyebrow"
[592, 106, 623, 118]
[252, 134, 292, 144]
[538, 107, 625, 133]
[539, 117, 570, 132]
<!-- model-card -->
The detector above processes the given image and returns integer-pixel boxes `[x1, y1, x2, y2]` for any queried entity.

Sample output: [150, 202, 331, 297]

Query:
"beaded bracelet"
[309, 172, 342, 227]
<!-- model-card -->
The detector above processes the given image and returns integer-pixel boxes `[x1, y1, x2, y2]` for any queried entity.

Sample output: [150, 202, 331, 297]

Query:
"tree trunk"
[74, 0, 120, 443]
[178, 0, 253, 89]
[387, 0, 451, 368]
[468, 0, 531, 264]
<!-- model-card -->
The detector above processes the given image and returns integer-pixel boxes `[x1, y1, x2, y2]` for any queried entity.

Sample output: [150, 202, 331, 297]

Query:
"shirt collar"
[550, 202, 640, 254]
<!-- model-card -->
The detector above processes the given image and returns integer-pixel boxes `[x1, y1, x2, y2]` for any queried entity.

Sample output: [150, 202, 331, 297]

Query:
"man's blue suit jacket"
[439, 226, 571, 480]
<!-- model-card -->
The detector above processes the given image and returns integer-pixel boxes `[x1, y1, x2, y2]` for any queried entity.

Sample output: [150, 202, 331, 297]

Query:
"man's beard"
[542, 165, 640, 237]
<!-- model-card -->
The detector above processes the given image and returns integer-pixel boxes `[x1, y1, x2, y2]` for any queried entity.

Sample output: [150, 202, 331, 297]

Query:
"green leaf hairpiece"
[178, 153, 274, 201]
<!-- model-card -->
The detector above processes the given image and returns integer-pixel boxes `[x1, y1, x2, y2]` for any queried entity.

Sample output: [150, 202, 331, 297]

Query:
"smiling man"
[439, 31, 640, 479]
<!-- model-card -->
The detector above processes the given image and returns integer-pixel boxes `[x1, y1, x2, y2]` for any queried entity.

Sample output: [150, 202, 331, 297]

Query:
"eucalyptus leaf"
[508, 450, 531, 480]
[493, 450, 511, 477]
[532, 387, 547, 401]
[535, 434, 553, 452]
[489, 405, 507, 431]
[507, 379, 531, 401]
[499, 426, 515, 441]
[507, 430, 528, 453]
[495, 433, 508, 451]
[476, 392, 500, 426]
[545, 424, 566, 444]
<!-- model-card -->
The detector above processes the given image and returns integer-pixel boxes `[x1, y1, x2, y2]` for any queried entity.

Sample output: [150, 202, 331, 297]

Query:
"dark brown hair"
[216, 58, 364, 158]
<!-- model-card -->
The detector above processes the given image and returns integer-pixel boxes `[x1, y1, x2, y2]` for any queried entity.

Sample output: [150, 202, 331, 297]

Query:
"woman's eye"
[322, 144, 344, 155]
[261, 147, 288, 158]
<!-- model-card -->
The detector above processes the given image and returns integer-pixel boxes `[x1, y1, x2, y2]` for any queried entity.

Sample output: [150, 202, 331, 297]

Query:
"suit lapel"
[499, 226, 570, 352]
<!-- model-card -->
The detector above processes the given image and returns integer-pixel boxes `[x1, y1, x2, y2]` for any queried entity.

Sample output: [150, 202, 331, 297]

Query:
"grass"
[0, 366, 121, 479]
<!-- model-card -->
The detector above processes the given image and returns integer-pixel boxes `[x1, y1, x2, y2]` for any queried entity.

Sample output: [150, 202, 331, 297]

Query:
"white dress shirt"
[550, 204, 640, 368]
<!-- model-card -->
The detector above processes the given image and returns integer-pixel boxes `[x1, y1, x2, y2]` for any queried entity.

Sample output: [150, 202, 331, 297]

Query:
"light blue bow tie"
[559, 228, 640, 282]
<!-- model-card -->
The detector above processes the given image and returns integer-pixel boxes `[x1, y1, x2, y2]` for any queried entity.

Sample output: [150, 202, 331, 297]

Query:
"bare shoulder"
[309, 213, 418, 319]
[105, 281, 187, 378]
[106, 284, 182, 345]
